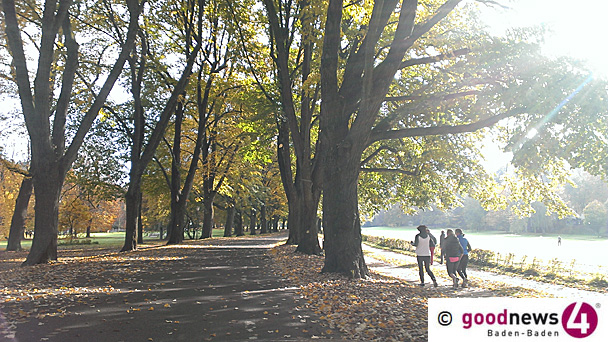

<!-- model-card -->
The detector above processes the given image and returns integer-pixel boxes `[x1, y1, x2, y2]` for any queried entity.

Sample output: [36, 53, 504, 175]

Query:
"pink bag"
[449, 256, 460, 262]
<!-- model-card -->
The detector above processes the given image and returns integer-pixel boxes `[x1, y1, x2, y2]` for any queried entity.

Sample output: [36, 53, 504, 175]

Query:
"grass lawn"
[0, 228, 232, 251]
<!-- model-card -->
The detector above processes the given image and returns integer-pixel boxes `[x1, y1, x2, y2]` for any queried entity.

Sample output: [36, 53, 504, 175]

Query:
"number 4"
[567, 302, 590, 334]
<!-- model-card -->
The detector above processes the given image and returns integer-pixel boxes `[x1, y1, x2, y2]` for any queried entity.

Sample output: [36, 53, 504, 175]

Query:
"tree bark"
[235, 210, 244, 236]
[249, 209, 257, 235]
[201, 191, 216, 239]
[260, 204, 268, 234]
[6, 176, 33, 251]
[320, 139, 368, 277]
[22, 160, 63, 265]
[223, 205, 235, 237]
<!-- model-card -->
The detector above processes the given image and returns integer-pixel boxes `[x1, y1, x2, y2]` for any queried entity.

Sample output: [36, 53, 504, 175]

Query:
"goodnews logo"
[428, 298, 606, 341]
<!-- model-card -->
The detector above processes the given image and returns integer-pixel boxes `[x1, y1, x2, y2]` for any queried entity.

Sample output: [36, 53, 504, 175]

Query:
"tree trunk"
[137, 192, 143, 244]
[167, 99, 186, 244]
[249, 209, 257, 235]
[22, 163, 63, 265]
[320, 145, 369, 278]
[235, 210, 244, 236]
[272, 216, 279, 232]
[122, 183, 140, 251]
[6, 176, 33, 251]
[86, 217, 92, 238]
[295, 191, 321, 254]
[224, 205, 235, 237]
[260, 204, 268, 234]
[201, 192, 216, 239]
[167, 198, 188, 243]
[285, 196, 300, 244]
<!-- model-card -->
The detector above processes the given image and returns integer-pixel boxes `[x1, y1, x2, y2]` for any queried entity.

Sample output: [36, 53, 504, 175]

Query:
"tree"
[317, 0, 606, 277]
[119, 0, 204, 251]
[5, 175, 33, 250]
[583, 200, 607, 237]
[2, 0, 143, 264]
[261, 0, 323, 254]
[1, 158, 31, 249]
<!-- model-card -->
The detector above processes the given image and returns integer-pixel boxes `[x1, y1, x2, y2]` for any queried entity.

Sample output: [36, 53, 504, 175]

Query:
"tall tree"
[2, 0, 143, 264]
[260, 0, 323, 254]
[318, 0, 607, 277]
[120, 0, 204, 251]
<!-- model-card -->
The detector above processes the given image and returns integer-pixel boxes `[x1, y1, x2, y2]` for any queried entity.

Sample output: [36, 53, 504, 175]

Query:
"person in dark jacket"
[427, 228, 437, 265]
[443, 229, 464, 289]
[412, 225, 438, 287]
[439, 230, 446, 264]
[455, 228, 472, 287]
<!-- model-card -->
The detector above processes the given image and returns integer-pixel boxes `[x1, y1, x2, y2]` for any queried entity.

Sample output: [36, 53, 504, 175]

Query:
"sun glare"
[481, 0, 608, 78]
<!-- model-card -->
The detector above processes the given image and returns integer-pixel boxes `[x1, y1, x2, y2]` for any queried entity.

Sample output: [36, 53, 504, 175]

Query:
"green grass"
[1, 228, 233, 250]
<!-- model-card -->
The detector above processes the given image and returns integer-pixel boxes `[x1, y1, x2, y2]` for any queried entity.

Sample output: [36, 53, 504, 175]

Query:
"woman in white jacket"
[412, 225, 438, 287]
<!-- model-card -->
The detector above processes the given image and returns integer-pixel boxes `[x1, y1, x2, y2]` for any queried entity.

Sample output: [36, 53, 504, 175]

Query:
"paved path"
[2, 234, 346, 342]
[362, 243, 607, 298]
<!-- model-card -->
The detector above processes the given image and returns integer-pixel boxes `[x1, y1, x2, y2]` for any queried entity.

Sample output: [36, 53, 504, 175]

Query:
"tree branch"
[360, 167, 418, 176]
[370, 107, 526, 143]
[399, 47, 470, 70]
[385, 90, 478, 103]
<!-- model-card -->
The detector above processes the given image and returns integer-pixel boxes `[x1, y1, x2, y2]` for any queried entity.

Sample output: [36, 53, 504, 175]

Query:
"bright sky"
[478, 0, 608, 171]
[481, 0, 608, 78]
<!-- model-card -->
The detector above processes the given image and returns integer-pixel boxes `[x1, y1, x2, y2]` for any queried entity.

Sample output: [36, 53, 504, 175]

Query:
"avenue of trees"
[2, 0, 608, 278]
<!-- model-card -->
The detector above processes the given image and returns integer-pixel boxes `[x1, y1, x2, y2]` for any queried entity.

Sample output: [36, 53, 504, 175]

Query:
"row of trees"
[3, 0, 608, 277]
[368, 170, 608, 237]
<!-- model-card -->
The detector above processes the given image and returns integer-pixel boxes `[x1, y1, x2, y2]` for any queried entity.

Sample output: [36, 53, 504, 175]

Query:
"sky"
[480, 0, 608, 78]
[478, 0, 608, 171]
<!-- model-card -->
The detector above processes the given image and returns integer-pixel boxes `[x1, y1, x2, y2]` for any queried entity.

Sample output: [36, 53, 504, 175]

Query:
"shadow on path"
[2, 233, 346, 342]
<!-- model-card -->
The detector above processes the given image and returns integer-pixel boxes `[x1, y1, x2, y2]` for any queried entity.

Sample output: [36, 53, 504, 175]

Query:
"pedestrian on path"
[455, 228, 472, 288]
[439, 230, 446, 264]
[443, 229, 464, 289]
[427, 227, 437, 265]
[412, 225, 438, 287]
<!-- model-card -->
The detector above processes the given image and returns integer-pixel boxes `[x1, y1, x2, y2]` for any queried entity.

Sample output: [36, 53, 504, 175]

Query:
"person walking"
[443, 229, 464, 289]
[558, 236, 562, 246]
[412, 225, 438, 287]
[439, 230, 446, 264]
[455, 228, 472, 287]
[427, 227, 437, 265]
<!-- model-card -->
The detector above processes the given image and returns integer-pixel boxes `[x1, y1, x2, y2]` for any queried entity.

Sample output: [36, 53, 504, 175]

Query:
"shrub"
[58, 238, 98, 246]
[588, 274, 608, 287]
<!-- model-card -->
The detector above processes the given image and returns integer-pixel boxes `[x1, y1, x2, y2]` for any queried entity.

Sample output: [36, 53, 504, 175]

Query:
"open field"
[362, 226, 608, 270]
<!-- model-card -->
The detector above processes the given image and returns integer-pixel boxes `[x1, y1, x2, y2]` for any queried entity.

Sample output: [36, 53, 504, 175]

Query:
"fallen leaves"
[270, 244, 437, 341]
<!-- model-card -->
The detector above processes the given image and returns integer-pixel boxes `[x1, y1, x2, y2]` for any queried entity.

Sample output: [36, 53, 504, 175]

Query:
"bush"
[588, 274, 608, 287]
[362, 235, 415, 253]
[58, 238, 98, 246]
[523, 268, 540, 277]
[469, 249, 496, 266]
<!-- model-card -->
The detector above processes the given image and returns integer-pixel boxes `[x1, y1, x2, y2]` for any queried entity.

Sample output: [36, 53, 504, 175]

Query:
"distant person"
[412, 225, 438, 287]
[455, 228, 472, 287]
[439, 230, 446, 264]
[443, 229, 464, 289]
[558, 236, 562, 246]
[427, 228, 437, 265]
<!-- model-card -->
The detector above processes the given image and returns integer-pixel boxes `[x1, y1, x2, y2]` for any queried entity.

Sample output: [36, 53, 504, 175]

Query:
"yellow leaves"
[271, 243, 437, 341]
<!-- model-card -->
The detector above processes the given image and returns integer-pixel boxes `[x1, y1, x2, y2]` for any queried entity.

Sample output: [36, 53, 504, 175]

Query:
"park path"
[1, 233, 347, 342]
[362, 243, 608, 298]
